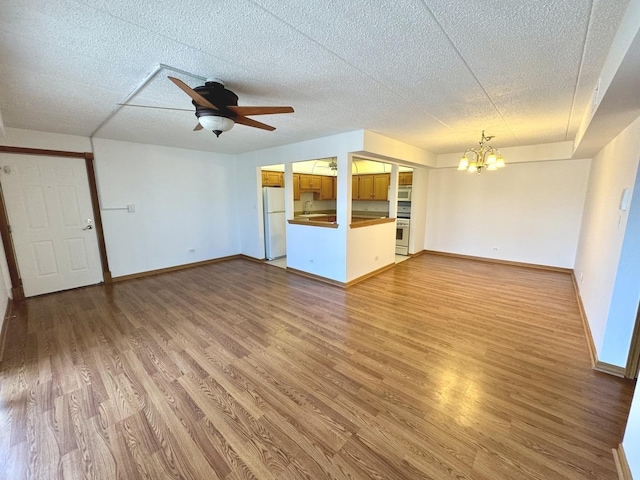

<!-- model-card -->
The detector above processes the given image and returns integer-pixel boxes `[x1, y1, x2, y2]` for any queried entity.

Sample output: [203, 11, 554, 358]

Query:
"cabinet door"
[333, 177, 337, 200]
[293, 174, 300, 200]
[352, 175, 359, 200]
[299, 174, 320, 191]
[320, 176, 333, 200]
[399, 172, 413, 185]
[372, 174, 389, 200]
[299, 174, 312, 190]
[358, 175, 374, 199]
[262, 170, 283, 187]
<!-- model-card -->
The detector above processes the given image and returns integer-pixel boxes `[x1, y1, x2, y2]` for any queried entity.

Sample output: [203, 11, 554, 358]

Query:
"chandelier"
[458, 131, 505, 173]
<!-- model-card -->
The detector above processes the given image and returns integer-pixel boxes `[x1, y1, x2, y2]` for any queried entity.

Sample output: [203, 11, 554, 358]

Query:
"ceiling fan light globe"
[199, 115, 235, 134]
[458, 156, 469, 170]
[496, 157, 505, 168]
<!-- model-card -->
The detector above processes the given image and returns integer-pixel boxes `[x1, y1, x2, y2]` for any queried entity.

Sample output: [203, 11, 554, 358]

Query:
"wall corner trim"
[595, 361, 627, 378]
[613, 444, 633, 480]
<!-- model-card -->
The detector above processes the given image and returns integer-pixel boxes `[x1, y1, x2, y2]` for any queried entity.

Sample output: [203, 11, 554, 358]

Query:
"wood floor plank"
[0, 254, 634, 479]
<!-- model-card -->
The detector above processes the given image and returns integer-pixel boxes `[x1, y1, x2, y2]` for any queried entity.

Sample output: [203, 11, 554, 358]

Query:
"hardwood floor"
[0, 254, 634, 479]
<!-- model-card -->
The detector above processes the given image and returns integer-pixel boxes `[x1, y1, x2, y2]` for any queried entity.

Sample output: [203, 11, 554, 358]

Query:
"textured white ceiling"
[0, 0, 630, 154]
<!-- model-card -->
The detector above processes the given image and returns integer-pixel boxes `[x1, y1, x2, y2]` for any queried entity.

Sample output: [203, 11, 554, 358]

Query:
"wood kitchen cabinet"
[358, 175, 374, 200]
[319, 176, 334, 200]
[372, 174, 390, 200]
[298, 174, 321, 191]
[352, 175, 359, 200]
[293, 173, 300, 200]
[399, 172, 413, 185]
[355, 174, 389, 200]
[262, 170, 283, 187]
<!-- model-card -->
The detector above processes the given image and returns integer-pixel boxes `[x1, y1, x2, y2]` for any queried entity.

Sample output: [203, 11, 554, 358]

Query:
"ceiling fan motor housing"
[193, 81, 238, 120]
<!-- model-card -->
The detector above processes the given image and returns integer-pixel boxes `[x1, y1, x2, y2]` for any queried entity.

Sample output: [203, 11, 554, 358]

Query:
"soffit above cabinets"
[0, 0, 630, 154]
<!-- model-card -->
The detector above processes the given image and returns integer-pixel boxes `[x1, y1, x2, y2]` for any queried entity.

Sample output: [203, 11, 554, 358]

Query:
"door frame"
[625, 304, 640, 379]
[0, 146, 111, 300]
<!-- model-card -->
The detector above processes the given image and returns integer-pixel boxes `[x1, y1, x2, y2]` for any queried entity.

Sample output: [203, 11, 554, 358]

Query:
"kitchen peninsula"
[259, 155, 411, 287]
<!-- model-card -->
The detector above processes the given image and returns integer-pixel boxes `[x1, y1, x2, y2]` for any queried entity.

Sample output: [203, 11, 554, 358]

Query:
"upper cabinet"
[399, 172, 413, 185]
[299, 174, 321, 191]
[354, 173, 389, 200]
[319, 176, 334, 200]
[262, 170, 284, 187]
[352, 176, 359, 200]
[297, 174, 336, 200]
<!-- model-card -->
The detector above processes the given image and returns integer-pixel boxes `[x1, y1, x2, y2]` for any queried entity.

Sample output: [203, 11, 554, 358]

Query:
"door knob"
[83, 225, 93, 230]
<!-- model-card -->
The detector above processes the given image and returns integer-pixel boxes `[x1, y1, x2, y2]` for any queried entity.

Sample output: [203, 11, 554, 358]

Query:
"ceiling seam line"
[564, 0, 595, 142]
[245, 0, 455, 132]
[417, 0, 518, 143]
[78, 0, 451, 131]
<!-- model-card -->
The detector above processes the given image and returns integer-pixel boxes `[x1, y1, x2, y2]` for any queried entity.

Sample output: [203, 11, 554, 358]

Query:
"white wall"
[410, 167, 429, 254]
[602, 165, 640, 366]
[92, 138, 239, 277]
[346, 222, 396, 282]
[574, 115, 640, 363]
[361, 131, 437, 167]
[1, 127, 92, 152]
[425, 159, 590, 268]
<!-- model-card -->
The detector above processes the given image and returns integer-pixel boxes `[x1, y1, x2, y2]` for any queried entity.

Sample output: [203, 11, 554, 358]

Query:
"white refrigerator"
[263, 187, 286, 260]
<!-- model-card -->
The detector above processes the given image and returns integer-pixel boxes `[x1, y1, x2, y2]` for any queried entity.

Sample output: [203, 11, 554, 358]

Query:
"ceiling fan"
[168, 76, 294, 137]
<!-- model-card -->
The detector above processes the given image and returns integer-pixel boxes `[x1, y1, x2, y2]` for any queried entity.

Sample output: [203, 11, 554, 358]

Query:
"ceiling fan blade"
[117, 103, 193, 112]
[168, 76, 219, 111]
[234, 115, 276, 131]
[227, 106, 294, 116]
[194, 123, 203, 131]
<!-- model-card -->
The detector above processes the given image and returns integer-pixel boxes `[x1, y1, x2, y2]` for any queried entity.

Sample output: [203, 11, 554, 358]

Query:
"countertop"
[293, 210, 390, 219]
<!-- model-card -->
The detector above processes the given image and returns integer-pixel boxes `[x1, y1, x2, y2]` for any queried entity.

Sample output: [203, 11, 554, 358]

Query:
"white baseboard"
[613, 444, 633, 480]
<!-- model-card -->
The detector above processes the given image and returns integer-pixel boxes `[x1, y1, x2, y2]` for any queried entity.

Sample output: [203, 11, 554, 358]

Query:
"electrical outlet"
[580, 272, 584, 282]
[493, 247, 498, 251]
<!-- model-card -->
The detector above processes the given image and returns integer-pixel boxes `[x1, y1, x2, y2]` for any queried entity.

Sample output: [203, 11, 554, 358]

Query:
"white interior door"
[0, 154, 103, 297]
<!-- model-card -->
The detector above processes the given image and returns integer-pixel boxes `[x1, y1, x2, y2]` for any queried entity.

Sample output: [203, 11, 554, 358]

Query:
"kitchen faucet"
[304, 200, 313, 214]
